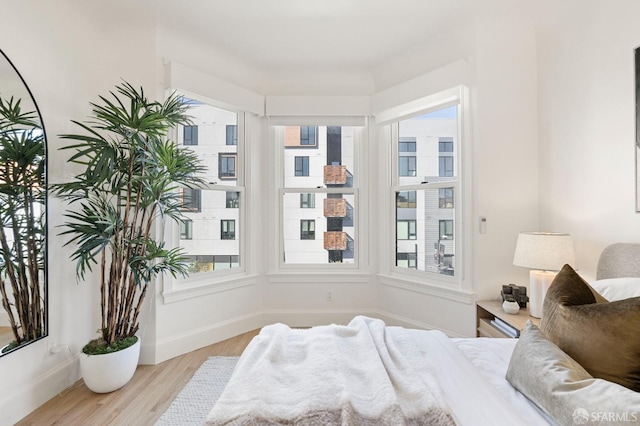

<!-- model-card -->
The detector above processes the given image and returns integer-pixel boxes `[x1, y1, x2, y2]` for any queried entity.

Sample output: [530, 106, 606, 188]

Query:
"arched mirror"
[0, 49, 47, 356]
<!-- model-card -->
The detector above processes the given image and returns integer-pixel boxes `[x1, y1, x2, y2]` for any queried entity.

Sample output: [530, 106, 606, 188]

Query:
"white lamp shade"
[513, 232, 575, 271]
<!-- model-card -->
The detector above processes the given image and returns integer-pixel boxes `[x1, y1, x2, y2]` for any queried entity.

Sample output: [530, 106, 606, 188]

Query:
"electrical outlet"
[48, 341, 64, 354]
[326, 291, 333, 302]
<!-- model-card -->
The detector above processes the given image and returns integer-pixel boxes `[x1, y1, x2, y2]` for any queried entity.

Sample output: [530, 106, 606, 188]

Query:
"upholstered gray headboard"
[596, 243, 640, 280]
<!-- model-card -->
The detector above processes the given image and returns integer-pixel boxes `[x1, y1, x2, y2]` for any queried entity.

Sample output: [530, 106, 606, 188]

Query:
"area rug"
[155, 356, 238, 425]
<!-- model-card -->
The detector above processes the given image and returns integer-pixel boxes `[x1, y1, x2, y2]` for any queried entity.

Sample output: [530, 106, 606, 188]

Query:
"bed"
[205, 244, 640, 425]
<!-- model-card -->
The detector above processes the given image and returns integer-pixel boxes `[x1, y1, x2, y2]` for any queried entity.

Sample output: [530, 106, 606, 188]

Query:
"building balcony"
[323, 231, 348, 250]
[323, 198, 347, 217]
[323, 165, 347, 185]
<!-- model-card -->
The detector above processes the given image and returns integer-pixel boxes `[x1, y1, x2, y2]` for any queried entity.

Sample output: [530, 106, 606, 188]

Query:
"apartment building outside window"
[392, 99, 461, 278]
[175, 98, 243, 277]
[279, 125, 361, 266]
[221, 220, 236, 240]
[300, 193, 315, 208]
[300, 220, 315, 240]
[294, 156, 309, 176]
[183, 125, 198, 146]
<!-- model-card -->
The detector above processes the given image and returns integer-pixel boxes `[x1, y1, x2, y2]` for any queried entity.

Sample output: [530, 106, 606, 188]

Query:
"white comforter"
[206, 317, 551, 426]
[206, 316, 454, 425]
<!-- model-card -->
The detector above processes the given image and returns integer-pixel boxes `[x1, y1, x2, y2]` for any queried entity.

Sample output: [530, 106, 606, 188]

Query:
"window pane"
[180, 99, 239, 187]
[438, 188, 454, 209]
[395, 188, 455, 276]
[179, 189, 241, 275]
[282, 125, 356, 189]
[397, 105, 458, 184]
[300, 193, 315, 208]
[226, 125, 237, 145]
[283, 192, 355, 264]
[183, 125, 198, 146]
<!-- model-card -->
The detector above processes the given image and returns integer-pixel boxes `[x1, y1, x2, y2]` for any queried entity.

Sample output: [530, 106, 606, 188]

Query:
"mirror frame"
[0, 48, 48, 356]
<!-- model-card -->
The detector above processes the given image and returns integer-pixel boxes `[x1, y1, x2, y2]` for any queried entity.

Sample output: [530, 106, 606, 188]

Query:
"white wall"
[0, 1, 157, 424]
[8, 1, 630, 423]
[536, 0, 640, 281]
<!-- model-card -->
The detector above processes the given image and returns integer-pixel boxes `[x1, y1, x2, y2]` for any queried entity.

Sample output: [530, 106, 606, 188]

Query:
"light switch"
[479, 217, 487, 234]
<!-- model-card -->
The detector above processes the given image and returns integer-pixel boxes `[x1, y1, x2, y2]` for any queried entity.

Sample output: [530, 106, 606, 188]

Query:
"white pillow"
[590, 277, 640, 301]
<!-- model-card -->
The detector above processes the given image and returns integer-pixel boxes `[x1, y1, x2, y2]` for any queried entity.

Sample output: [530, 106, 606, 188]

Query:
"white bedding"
[451, 337, 555, 425]
[207, 318, 554, 426]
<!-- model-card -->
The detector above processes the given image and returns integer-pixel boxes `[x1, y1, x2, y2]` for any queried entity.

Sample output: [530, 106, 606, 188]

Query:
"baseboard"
[377, 310, 465, 338]
[147, 312, 264, 364]
[1, 352, 78, 425]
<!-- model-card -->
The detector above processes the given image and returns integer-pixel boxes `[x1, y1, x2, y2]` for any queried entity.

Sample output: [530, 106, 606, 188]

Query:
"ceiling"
[126, 0, 535, 93]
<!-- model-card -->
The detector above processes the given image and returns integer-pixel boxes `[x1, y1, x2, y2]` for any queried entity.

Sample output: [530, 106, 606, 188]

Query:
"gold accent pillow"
[540, 264, 640, 391]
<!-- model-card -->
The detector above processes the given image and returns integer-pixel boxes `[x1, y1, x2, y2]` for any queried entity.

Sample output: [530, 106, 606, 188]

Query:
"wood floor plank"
[17, 329, 260, 425]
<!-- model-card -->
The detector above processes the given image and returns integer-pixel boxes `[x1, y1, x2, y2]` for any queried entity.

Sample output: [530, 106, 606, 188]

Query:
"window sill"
[162, 272, 260, 304]
[377, 273, 474, 304]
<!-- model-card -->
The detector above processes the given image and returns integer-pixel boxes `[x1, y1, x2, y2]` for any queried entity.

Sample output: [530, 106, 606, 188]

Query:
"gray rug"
[156, 356, 238, 425]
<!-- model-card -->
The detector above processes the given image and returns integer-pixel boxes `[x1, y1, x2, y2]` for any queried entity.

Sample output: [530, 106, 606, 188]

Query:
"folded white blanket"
[205, 316, 454, 425]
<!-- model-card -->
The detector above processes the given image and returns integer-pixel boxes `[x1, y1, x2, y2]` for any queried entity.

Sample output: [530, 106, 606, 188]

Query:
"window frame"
[164, 95, 249, 294]
[274, 123, 364, 271]
[386, 86, 468, 287]
[219, 153, 238, 179]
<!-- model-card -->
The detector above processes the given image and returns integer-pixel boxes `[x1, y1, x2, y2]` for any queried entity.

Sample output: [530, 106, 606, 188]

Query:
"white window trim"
[382, 85, 472, 291]
[162, 97, 251, 301]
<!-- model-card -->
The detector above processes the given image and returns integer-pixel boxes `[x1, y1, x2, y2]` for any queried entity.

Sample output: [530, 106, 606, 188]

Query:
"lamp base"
[529, 270, 557, 318]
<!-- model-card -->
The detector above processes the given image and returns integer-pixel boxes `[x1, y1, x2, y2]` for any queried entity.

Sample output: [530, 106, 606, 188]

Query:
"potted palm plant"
[0, 95, 46, 354]
[52, 82, 205, 392]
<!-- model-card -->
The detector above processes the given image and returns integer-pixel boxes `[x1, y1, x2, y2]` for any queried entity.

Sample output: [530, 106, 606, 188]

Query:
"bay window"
[277, 124, 362, 267]
[389, 90, 465, 282]
[174, 98, 244, 280]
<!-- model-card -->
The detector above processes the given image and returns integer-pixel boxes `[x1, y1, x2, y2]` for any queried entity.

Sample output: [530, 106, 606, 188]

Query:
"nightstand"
[476, 300, 540, 338]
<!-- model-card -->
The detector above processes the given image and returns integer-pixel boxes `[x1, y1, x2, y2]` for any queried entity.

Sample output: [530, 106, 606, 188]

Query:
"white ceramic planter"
[79, 337, 141, 393]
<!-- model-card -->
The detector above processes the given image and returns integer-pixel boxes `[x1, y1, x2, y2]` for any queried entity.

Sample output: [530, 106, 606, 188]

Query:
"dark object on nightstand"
[501, 284, 529, 308]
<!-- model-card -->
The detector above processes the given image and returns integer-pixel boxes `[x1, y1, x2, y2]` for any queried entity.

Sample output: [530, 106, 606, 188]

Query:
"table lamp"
[512, 232, 575, 318]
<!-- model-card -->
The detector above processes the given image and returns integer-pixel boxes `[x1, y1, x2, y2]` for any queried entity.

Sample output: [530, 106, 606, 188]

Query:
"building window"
[180, 220, 193, 240]
[439, 140, 453, 152]
[397, 220, 417, 240]
[294, 156, 309, 176]
[280, 125, 360, 265]
[300, 193, 315, 208]
[226, 125, 237, 145]
[399, 156, 417, 177]
[221, 220, 236, 240]
[284, 126, 318, 147]
[214, 255, 239, 270]
[226, 191, 240, 208]
[439, 188, 454, 209]
[396, 191, 417, 208]
[183, 125, 198, 146]
[393, 98, 461, 278]
[172, 99, 244, 280]
[300, 220, 315, 240]
[300, 126, 317, 146]
[439, 156, 454, 177]
[180, 188, 201, 212]
[219, 153, 237, 179]
[397, 252, 417, 269]
[399, 140, 416, 152]
[439, 220, 454, 240]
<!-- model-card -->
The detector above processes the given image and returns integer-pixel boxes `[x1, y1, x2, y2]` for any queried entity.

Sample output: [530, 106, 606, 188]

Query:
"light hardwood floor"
[17, 329, 260, 425]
